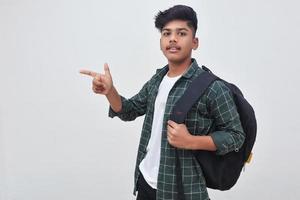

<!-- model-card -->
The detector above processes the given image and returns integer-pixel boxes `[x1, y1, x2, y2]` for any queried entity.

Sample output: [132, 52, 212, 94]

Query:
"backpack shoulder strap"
[170, 66, 219, 124]
[173, 66, 219, 200]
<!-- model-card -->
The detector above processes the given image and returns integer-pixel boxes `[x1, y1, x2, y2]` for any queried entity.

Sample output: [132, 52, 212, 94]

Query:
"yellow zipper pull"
[246, 152, 253, 164]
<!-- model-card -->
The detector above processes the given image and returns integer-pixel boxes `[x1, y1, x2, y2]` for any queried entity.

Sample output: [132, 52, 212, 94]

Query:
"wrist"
[187, 135, 197, 150]
[105, 86, 122, 113]
[105, 85, 114, 97]
[188, 135, 217, 151]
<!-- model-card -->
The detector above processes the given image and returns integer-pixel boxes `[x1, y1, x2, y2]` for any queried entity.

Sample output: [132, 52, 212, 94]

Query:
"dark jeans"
[136, 173, 157, 200]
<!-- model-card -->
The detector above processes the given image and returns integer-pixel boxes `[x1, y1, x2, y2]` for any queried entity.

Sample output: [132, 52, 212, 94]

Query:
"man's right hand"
[79, 63, 113, 95]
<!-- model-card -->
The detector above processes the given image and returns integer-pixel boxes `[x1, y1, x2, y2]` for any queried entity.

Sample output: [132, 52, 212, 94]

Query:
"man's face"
[160, 20, 199, 64]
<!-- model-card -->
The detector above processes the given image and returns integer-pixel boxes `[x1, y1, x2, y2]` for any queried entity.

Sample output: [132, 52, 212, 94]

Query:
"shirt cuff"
[209, 131, 235, 155]
[108, 96, 126, 118]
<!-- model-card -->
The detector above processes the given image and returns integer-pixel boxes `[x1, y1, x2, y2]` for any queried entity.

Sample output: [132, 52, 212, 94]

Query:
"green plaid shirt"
[109, 59, 245, 200]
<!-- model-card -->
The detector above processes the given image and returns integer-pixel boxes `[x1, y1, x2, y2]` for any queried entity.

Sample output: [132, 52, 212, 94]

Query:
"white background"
[1, 0, 299, 199]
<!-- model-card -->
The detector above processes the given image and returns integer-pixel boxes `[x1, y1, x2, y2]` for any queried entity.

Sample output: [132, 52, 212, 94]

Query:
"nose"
[169, 32, 177, 43]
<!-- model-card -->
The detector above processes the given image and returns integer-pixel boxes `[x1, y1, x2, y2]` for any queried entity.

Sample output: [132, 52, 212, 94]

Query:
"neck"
[167, 58, 192, 77]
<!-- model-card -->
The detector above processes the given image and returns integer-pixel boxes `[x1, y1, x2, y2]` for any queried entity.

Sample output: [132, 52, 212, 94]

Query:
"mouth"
[166, 45, 181, 53]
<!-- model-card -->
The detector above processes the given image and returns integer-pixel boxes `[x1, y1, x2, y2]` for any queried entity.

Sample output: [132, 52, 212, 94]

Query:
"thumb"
[104, 63, 111, 77]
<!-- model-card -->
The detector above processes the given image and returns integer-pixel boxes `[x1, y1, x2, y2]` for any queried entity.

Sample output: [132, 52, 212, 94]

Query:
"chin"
[166, 55, 189, 64]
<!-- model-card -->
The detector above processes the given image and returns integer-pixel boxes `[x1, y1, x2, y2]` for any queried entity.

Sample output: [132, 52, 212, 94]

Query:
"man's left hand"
[167, 120, 193, 149]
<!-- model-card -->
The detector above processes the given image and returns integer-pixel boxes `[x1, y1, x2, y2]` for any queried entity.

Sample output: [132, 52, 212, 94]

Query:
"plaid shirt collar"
[154, 58, 203, 81]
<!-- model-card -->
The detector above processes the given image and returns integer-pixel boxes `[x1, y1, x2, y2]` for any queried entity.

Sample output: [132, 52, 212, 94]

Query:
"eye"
[162, 32, 170, 36]
[178, 32, 187, 36]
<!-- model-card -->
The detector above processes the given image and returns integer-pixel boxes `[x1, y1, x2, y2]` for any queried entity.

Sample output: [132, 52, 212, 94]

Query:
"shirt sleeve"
[108, 80, 150, 121]
[207, 81, 245, 155]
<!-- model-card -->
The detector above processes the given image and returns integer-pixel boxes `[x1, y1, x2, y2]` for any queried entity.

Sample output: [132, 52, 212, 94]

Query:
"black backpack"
[170, 66, 257, 199]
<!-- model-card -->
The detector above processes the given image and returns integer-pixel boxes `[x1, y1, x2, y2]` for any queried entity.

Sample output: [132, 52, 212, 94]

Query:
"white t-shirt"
[139, 73, 181, 189]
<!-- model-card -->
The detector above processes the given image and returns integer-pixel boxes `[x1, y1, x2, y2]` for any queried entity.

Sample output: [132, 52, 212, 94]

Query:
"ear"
[192, 37, 199, 50]
[160, 38, 162, 50]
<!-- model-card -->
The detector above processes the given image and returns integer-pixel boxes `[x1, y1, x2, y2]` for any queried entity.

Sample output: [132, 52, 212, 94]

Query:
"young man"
[80, 5, 245, 200]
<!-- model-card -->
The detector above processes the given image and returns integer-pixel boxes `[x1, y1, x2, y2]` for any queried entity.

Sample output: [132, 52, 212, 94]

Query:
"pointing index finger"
[79, 69, 98, 78]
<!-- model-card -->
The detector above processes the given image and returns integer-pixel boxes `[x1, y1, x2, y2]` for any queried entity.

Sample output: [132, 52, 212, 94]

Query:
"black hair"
[154, 5, 198, 36]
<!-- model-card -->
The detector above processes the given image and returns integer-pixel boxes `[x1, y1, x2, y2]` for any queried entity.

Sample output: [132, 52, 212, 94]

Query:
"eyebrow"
[162, 28, 189, 32]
